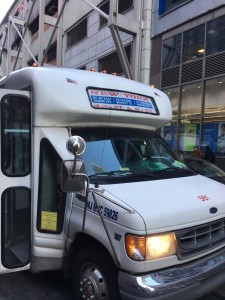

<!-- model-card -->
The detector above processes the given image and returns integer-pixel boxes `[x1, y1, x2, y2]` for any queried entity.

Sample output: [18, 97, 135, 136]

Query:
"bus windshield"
[71, 127, 193, 184]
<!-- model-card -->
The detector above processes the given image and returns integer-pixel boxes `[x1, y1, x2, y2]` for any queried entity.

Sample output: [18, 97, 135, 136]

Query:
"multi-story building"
[151, 0, 225, 166]
[0, 0, 151, 82]
[1, 0, 225, 164]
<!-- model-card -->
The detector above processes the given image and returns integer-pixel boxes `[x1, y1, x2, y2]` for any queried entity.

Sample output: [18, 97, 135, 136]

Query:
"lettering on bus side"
[87, 200, 119, 221]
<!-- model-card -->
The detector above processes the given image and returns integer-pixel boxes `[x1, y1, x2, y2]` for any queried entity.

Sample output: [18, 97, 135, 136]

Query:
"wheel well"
[64, 232, 115, 278]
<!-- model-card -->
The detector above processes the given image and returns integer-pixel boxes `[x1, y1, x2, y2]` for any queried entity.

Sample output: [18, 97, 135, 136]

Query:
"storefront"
[160, 13, 225, 167]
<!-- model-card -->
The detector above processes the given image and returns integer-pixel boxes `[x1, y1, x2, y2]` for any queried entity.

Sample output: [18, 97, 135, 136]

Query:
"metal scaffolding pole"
[82, 0, 142, 81]
[41, 0, 69, 66]
[13, 0, 37, 70]
[108, 25, 133, 79]
[0, 27, 8, 65]
[9, 16, 38, 65]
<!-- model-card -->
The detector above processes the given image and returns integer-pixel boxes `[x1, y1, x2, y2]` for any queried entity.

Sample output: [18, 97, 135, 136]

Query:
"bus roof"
[0, 67, 172, 129]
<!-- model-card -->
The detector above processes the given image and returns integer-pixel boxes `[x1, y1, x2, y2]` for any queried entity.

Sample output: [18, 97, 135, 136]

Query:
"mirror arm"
[72, 143, 79, 177]
[72, 152, 77, 177]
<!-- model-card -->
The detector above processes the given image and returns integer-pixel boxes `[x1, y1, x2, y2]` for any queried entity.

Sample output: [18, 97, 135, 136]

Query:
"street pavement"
[0, 270, 225, 299]
[202, 286, 225, 299]
[0, 270, 73, 299]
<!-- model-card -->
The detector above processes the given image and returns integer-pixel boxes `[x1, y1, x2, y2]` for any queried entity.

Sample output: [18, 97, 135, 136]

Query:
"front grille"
[176, 218, 225, 260]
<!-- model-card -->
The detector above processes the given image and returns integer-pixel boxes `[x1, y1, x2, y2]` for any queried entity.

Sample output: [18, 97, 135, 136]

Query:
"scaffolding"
[0, 0, 66, 77]
[0, 0, 150, 82]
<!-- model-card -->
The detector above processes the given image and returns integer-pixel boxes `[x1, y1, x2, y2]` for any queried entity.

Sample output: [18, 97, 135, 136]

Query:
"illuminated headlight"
[125, 232, 177, 261]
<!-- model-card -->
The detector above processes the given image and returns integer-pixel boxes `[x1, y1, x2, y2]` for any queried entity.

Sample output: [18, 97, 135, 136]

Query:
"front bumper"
[118, 247, 225, 300]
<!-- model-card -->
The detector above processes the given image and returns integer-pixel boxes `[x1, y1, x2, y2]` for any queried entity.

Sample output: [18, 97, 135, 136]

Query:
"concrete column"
[140, 0, 152, 85]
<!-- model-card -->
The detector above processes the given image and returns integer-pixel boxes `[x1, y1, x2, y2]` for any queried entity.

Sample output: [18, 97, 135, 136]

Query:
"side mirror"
[66, 135, 86, 177]
[66, 136, 86, 156]
[61, 160, 88, 192]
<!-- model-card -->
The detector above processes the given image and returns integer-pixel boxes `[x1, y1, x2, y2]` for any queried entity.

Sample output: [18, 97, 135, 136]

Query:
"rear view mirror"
[61, 160, 88, 192]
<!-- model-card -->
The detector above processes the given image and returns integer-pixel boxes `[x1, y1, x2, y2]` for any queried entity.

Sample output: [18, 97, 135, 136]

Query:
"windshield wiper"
[130, 171, 157, 178]
[154, 167, 195, 175]
[89, 170, 132, 178]
[154, 167, 177, 173]
[89, 170, 157, 179]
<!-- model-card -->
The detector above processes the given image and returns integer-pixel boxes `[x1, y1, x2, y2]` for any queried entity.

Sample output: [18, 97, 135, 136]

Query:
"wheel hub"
[79, 264, 108, 300]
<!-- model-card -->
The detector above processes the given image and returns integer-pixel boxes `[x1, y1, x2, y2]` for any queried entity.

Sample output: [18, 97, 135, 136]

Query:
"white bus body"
[0, 67, 225, 300]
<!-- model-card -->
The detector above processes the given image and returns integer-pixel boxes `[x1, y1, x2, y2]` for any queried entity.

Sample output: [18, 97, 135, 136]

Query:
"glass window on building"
[182, 24, 205, 63]
[78, 65, 86, 70]
[99, 0, 109, 29]
[29, 16, 39, 36]
[67, 17, 87, 48]
[180, 83, 202, 152]
[45, 0, 58, 16]
[159, 0, 190, 15]
[162, 87, 179, 151]
[206, 15, 225, 56]
[166, 0, 189, 12]
[46, 42, 57, 64]
[118, 0, 133, 14]
[181, 83, 202, 122]
[12, 38, 21, 51]
[98, 44, 131, 75]
[205, 77, 225, 155]
[99, 0, 133, 29]
[162, 34, 181, 69]
[164, 87, 180, 117]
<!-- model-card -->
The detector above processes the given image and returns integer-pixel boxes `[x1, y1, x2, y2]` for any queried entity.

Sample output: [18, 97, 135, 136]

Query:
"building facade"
[151, 0, 225, 165]
[0, 0, 151, 83]
[1, 0, 225, 163]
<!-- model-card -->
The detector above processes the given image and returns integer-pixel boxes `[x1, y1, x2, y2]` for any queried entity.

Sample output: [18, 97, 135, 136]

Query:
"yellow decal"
[120, 167, 130, 171]
[41, 211, 57, 231]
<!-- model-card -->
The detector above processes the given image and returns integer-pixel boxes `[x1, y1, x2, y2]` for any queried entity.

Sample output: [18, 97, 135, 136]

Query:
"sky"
[0, 1, 15, 23]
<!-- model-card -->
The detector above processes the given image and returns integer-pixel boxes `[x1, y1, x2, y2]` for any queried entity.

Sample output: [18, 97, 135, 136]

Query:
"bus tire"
[72, 246, 120, 300]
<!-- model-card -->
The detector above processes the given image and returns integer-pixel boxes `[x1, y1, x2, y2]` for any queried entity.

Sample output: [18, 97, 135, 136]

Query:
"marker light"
[125, 234, 146, 261]
[125, 232, 177, 261]
[197, 48, 205, 54]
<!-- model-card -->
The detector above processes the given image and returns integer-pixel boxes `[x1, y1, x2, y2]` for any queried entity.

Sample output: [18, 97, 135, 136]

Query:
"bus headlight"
[125, 232, 177, 261]
[146, 232, 177, 260]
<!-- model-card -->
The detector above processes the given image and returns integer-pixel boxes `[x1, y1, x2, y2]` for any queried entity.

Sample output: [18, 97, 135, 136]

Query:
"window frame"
[29, 16, 39, 36]
[98, 44, 132, 75]
[99, 0, 109, 29]
[37, 138, 66, 234]
[67, 17, 88, 49]
[98, 0, 133, 30]
[159, 0, 191, 15]
[182, 24, 205, 63]
[162, 33, 182, 69]
[1, 94, 31, 177]
[206, 15, 225, 56]
[118, 0, 133, 14]
[1, 186, 31, 269]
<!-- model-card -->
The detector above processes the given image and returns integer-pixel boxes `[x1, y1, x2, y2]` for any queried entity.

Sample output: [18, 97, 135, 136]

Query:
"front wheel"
[72, 246, 120, 300]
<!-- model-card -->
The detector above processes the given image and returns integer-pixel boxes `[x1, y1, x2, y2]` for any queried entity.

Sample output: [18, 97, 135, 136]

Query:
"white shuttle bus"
[1, 67, 225, 300]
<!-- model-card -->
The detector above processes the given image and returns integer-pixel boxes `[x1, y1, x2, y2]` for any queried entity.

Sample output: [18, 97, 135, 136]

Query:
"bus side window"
[1, 95, 31, 176]
[37, 139, 66, 234]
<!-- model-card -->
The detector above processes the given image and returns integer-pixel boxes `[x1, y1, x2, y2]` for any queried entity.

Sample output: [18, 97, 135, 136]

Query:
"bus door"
[0, 90, 31, 273]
